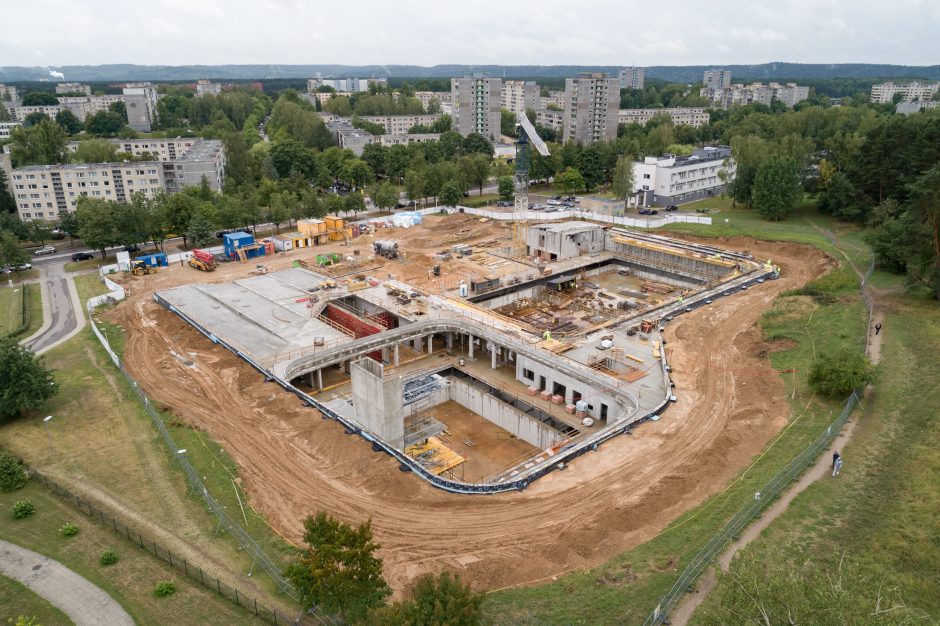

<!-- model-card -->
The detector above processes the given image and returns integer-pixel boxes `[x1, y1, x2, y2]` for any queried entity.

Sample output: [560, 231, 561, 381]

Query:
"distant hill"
[2, 62, 939, 83]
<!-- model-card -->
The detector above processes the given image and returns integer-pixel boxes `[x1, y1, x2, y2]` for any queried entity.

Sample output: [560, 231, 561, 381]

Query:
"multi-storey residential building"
[58, 94, 126, 120]
[0, 122, 21, 139]
[451, 75, 501, 141]
[123, 82, 159, 132]
[414, 91, 451, 112]
[619, 66, 646, 90]
[55, 82, 91, 95]
[11, 138, 225, 221]
[563, 72, 619, 144]
[9, 105, 64, 122]
[66, 137, 201, 161]
[0, 84, 19, 106]
[772, 83, 810, 108]
[307, 77, 387, 93]
[359, 114, 442, 135]
[195, 80, 222, 97]
[501, 80, 539, 114]
[535, 108, 564, 132]
[618, 107, 710, 127]
[632, 145, 735, 207]
[324, 119, 440, 156]
[700, 82, 809, 109]
[378, 134, 440, 148]
[896, 100, 940, 115]
[870, 81, 940, 104]
[703, 69, 733, 90]
[539, 90, 567, 110]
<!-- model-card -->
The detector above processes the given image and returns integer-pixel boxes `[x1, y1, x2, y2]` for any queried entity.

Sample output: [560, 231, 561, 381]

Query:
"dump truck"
[130, 259, 157, 276]
[188, 249, 217, 272]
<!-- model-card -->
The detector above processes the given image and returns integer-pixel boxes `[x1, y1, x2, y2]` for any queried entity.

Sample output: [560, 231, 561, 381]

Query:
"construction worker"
[875, 322, 882, 335]
[543, 330, 551, 341]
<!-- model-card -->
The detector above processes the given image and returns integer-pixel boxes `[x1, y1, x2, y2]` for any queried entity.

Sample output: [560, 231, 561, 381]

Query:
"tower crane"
[514, 111, 551, 215]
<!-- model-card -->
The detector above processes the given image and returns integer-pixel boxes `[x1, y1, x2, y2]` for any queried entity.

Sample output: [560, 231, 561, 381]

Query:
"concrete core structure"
[351, 358, 404, 450]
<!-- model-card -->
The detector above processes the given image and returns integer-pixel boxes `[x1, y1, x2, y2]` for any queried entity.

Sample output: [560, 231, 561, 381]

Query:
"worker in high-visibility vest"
[543, 330, 551, 341]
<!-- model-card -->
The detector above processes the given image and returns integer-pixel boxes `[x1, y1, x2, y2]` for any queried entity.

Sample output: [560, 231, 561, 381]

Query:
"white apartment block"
[359, 114, 442, 135]
[539, 90, 567, 110]
[619, 66, 645, 90]
[563, 72, 619, 144]
[55, 82, 91, 95]
[700, 82, 809, 109]
[0, 122, 21, 139]
[501, 80, 539, 114]
[451, 76, 502, 141]
[378, 133, 440, 148]
[632, 146, 735, 207]
[703, 69, 733, 90]
[9, 105, 64, 122]
[11, 138, 225, 220]
[618, 107, 710, 127]
[307, 77, 387, 93]
[896, 100, 940, 115]
[123, 82, 159, 132]
[66, 137, 201, 161]
[195, 80, 222, 97]
[58, 94, 126, 120]
[535, 108, 564, 132]
[870, 81, 940, 104]
[414, 91, 451, 111]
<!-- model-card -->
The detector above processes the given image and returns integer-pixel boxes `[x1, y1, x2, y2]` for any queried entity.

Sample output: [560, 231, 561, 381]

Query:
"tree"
[500, 108, 517, 137]
[223, 132, 252, 186]
[344, 193, 365, 219]
[28, 220, 53, 246]
[462, 133, 493, 157]
[371, 182, 399, 213]
[9, 119, 68, 167]
[404, 169, 426, 205]
[0, 169, 16, 214]
[55, 109, 83, 135]
[809, 350, 876, 397]
[576, 145, 606, 192]
[162, 193, 198, 248]
[0, 231, 30, 269]
[364, 571, 484, 626]
[361, 143, 388, 178]
[459, 154, 491, 195]
[611, 154, 636, 208]
[439, 180, 462, 207]
[109, 100, 127, 118]
[21, 92, 59, 106]
[84, 110, 126, 137]
[497, 175, 514, 200]
[23, 112, 50, 127]
[556, 167, 585, 195]
[0, 337, 57, 423]
[270, 139, 317, 179]
[73, 139, 118, 164]
[75, 197, 117, 257]
[752, 156, 802, 221]
[284, 511, 390, 622]
[186, 208, 215, 248]
[56, 211, 79, 246]
[385, 144, 410, 184]
[341, 158, 375, 190]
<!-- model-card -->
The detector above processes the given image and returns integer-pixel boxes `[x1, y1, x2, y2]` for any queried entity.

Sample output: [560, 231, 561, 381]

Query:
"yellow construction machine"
[130, 260, 158, 276]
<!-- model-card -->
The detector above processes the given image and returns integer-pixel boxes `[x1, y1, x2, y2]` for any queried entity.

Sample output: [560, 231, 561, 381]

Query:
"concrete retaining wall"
[447, 378, 557, 449]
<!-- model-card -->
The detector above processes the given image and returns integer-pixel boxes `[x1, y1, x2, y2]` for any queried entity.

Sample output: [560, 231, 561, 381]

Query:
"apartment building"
[414, 91, 451, 111]
[307, 77, 387, 93]
[618, 107, 710, 127]
[9, 105, 64, 122]
[0, 122, 21, 139]
[451, 75, 502, 141]
[55, 82, 92, 95]
[359, 114, 441, 135]
[10, 138, 225, 221]
[703, 69, 733, 90]
[58, 94, 126, 120]
[123, 82, 159, 132]
[700, 82, 809, 109]
[539, 90, 567, 110]
[870, 81, 940, 104]
[379, 133, 440, 148]
[535, 108, 564, 132]
[632, 145, 735, 207]
[896, 100, 940, 115]
[66, 137, 200, 161]
[562, 72, 619, 144]
[501, 80, 539, 114]
[325, 119, 440, 155]
[0, 84, 19, 105]
[195, 80, 222, 97]
[619, 66, 645, 90]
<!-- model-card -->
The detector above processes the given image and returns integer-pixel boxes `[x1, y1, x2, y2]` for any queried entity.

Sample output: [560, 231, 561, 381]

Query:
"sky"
[1, 0, 939, 67]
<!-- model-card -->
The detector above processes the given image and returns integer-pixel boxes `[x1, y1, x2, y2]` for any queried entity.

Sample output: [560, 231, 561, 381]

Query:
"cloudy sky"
[2, 0, 938, 67]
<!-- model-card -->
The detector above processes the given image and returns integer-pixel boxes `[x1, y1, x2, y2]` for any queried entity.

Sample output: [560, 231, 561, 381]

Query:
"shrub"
[59, 522, 79, 537]
[11, 499, 35, 519]
[100, 550, 119, 566]
[0, 452, 27, 492]
[809, 350, 876, 397]
[154, 581, 176, 597]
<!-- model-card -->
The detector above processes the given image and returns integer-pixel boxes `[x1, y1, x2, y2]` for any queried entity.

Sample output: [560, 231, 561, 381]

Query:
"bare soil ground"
[103, 222, 833, 593]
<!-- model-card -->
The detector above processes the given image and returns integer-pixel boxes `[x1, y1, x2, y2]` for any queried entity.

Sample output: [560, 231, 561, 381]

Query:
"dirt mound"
[104, 235, 832, 593]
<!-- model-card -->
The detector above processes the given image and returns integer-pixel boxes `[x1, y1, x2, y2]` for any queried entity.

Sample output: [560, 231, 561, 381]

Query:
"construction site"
[103, 211, 835, 590]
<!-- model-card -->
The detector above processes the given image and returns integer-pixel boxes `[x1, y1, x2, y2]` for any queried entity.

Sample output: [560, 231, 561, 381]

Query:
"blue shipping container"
[136, 252, 168, 267]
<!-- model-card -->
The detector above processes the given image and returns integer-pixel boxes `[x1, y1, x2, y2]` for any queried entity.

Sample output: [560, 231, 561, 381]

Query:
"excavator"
[188, 249, 217, 272]
[130, 259, 158, 276]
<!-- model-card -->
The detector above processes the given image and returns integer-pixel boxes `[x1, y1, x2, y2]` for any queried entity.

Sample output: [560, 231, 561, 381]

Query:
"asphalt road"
[22, 262, 81, 354]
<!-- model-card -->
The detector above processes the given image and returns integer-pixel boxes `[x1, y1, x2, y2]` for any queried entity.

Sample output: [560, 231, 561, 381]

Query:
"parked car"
[396, 200, 418, 209]
[496, 200, 513, 207]
[546, 199, 563, 206]
[33, 245, 57, 256]
[648, 209, 659, 215]
[123, 244, 140, 253]
[71, 252, 94, 261]
[665, 204, 679, 211]
[2, 263, 32, 274]
[550, 195, 562, 201]
[638, 209, 650, 215]
[563, 196, 580, 203]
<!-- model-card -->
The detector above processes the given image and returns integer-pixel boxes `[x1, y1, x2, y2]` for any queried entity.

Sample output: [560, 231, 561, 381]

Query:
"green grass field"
[0, 482, 268, 626]
[64, 258, 109, 273]
[0, 573, 71, 626]
[482, 209, 871, 625]
[0, 285, 24, 336]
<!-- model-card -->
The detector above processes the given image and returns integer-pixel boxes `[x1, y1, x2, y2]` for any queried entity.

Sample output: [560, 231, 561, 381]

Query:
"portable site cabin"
[282, 231, 312, 249]
[297, 219, 332, 245]
[324, 215, 346, 241]
[135, 252, 168, 268]
[271, 234, 293, 252]
[223, 232, 265, 261]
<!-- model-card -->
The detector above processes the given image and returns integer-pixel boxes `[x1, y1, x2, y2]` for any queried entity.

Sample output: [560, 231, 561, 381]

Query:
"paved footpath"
[0, 540, 134, 625]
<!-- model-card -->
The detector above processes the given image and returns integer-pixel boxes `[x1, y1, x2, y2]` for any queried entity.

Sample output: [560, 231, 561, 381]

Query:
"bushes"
[0, 451, 27, 492]
[100, 550, 119, 566]
[59, 522, 79, 537]
[154, 581, 177, 597]
[809, 350, 876, 397]
[11, 499, 35, 519]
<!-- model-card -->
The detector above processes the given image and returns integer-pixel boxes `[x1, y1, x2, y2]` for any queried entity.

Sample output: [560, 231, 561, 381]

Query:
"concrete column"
[414, 337, 423, 352]
[446, 332, 454, 350]
[317, 369, 324, 390]
[491, 343, 497, 369]
[427, 334, 433, 355]
[305, 372, 316, 387]
[381, 347, 389, 363]
[394, 343, 400, 366]
[468, 334, 474, 359]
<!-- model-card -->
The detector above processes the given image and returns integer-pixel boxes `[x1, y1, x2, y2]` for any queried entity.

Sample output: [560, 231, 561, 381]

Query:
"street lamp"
[42, 415, 54, 451]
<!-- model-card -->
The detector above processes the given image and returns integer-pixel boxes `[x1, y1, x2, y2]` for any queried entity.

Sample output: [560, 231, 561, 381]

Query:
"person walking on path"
[875, 322, 882, 335]
[832, 451, 843, 477]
